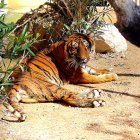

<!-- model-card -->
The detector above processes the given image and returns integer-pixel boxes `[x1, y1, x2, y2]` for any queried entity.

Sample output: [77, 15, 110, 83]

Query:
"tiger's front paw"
[111, 73, 118, 81]
[93, 100, 106, 107]
[105, 73, 118, 81]
[88, 89, 103, 98]
[79, 89, 103, 99]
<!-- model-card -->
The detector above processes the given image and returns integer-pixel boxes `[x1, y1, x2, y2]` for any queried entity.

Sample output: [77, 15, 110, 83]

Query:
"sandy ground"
[0, 11, 140, 140]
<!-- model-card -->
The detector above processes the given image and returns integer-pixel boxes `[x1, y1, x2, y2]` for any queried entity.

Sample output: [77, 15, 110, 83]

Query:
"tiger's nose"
[82, 58, 88, 63]
[77, 58, 89, 64]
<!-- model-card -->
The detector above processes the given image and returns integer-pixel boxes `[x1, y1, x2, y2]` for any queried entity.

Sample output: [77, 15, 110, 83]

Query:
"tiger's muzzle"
[77, 58, 89, 66]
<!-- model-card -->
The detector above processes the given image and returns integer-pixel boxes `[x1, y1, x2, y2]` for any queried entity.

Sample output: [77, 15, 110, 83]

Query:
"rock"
[94, 23, 127, 53]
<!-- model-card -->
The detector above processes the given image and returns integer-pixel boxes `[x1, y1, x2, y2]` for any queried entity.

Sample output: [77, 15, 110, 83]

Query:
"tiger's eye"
[83, 39, 93, 53]
[68, 42, 78, 57]
[83, 39, 89, 47]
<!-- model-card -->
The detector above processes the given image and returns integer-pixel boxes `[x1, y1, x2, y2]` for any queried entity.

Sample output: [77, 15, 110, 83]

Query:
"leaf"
[0, 14, 5, 21]
[0, 40, 3, 48]
[6, 40, 14, 49]
[0, 0, 7, 9]
[0, 82, 14, 86]
[12, 44, 20, 55]
[0, 23, 15, 29]
[24, 34, 33, 40]
[64, 24, 70, 31]
[21, 42, 31, 51]
[35, 33, 40, 39]
[0, 22, 15, 38]
[21, 42, 35, 56]
[0, 21, 7, 27]
[26, 47, 35, 56]
[16, 23, 28, 44]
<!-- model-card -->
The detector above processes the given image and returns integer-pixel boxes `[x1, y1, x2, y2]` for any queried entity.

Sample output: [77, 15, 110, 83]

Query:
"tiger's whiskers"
[65, 59, 79, 71]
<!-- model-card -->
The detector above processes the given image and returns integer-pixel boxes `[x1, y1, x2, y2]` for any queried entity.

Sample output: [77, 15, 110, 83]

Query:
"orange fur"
[4, 33, 118, 121]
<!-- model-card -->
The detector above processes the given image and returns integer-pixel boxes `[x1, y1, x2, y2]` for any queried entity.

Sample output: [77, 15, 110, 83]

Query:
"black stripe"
[37, 54, 48, 61]
[60, 91, 68, 100]
[55, 87, 62, 93]
[52, 75, 60, 84]
[31, 63, 59, 84]
[47, 87, 55, 99]
[31, 60, 58, 78]
[31, 61, 61, 85]
[36, 55, 57, 71]
[30, 62, 51, 75]
[12, 87, 18, 92]
[27, 77, 44, 97]
[16, 76, 42, 96]
[31, 60, 53, 71]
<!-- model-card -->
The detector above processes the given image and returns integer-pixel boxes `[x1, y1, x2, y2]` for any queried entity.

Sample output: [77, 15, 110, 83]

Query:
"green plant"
[0, 0, 6, 9]
[51, 0, 111, 36]
[0, 1, 39, 102]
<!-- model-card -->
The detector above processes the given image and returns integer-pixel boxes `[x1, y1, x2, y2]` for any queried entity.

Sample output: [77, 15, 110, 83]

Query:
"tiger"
[3, 33, 118, 122]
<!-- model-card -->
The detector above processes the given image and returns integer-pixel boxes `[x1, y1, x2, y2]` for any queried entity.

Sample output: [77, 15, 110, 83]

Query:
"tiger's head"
[52, 33, 95, 70]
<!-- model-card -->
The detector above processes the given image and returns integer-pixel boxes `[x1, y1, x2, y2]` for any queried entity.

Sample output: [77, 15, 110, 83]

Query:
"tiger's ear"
[87, 32, 95, 45]
[43, 40, 65, 54]
[87, 32, 95, 53]
[52, 40, 65, 48]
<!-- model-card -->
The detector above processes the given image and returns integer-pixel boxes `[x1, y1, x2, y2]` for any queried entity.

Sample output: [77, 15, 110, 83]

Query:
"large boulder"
[95, 23, 127, 53]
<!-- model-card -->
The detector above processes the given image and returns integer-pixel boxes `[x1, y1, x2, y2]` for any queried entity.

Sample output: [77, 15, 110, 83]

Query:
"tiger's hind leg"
[3, 83, 105, 122]
[3, 85, 38, 122]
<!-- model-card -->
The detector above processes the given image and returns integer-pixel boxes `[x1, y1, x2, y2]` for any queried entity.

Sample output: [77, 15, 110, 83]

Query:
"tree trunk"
[108, 0, 140, 33]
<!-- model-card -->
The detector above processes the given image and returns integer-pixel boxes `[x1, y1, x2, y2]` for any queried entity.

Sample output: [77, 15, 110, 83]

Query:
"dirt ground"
[0, 11, 140, 140]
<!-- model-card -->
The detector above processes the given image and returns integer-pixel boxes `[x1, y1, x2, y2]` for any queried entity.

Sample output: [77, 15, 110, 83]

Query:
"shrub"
[0, 0, 38, 102]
